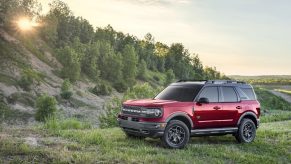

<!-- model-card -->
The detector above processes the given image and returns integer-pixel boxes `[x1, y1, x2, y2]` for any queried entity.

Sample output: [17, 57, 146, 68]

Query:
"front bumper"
[117, 118, 166, 138]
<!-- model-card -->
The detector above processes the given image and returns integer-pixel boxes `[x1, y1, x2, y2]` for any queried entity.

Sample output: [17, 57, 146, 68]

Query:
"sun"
[17, 18, 38, 31]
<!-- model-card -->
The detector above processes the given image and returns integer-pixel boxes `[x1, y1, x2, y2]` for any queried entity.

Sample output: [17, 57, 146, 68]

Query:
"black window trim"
[219, 86, 241, 103]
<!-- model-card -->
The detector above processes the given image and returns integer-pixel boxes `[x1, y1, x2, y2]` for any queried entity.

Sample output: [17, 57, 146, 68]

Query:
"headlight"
[141, 108, 163, 118]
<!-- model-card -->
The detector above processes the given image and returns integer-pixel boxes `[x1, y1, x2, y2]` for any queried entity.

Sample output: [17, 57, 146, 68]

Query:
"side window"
[241, 88, 256, 100]
[198, 87, 219, 103]
[221, 87, 238, 102]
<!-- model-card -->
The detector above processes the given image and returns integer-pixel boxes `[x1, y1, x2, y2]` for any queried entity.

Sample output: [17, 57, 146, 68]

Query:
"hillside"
[0, 0, 227, 125]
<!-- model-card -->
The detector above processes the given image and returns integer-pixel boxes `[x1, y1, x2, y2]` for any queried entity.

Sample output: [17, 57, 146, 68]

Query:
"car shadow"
[142, 135, 238, 148]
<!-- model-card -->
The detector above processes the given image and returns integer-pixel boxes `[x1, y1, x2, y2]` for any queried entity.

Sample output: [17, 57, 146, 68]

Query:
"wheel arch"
[165, 112, 193, 131]
[237, 112, 258, 127]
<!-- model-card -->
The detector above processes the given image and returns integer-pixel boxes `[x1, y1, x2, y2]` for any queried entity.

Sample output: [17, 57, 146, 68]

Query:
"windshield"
[155, 85, 203, 102]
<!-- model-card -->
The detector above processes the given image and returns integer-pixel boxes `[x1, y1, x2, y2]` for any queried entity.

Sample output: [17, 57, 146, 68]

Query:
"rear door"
[218, 86, 240, 127]
[194, 86, 223, 128]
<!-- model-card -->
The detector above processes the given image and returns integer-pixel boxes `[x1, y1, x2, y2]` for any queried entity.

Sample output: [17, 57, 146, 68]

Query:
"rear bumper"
[117, 118, 166, 138]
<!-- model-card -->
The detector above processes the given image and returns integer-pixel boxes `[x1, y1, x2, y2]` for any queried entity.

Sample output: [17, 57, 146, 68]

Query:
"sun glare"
[17, 18, 38, 31]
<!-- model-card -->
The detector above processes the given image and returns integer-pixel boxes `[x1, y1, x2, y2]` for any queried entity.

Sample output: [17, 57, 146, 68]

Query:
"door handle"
[213, 106, 221, 110]
[236, 106, 242, 109]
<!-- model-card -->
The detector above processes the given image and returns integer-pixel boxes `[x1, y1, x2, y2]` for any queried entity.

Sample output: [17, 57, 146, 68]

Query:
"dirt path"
[270, 90, 291, 103]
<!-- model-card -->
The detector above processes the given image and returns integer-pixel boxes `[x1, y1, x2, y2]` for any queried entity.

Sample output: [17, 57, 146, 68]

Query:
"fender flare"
[165, 112, 194, 128]
[237, 112, 258, 126]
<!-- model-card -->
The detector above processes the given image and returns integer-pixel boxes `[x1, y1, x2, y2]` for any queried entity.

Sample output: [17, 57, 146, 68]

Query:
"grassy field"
[1, 118, 291, 163]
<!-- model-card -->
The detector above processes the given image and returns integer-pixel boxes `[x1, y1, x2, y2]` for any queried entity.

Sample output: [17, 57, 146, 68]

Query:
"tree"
[57, 46, 81, 82]
[35, 94, 57, 122]
[122, 44, 138, 86]
[165, 69, 175, 86]
[137, 59, 147, 80]
[81, 42, 100, 80]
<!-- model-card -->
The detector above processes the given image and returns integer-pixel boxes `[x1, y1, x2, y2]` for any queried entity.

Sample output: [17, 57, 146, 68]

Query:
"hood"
[123, 99, 177, 107]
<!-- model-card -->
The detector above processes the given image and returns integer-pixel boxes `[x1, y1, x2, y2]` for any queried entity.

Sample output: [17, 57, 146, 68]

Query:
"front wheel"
[235, 118, 256, 143]
[161, 120, 190, 149]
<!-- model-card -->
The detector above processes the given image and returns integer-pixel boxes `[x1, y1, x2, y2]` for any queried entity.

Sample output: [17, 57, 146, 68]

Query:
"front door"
[193, 86, 223, 128]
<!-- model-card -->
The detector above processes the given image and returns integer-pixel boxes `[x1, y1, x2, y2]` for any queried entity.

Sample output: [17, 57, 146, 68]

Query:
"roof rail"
[176, 79, 207, 82]
[206, 80, 246, 84]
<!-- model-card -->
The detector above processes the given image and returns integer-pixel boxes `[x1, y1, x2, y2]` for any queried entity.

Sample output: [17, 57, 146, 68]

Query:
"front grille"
[122, 105, 144, 116]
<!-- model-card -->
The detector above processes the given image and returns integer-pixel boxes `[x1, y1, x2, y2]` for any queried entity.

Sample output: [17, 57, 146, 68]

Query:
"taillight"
[256, 108, 261, 116]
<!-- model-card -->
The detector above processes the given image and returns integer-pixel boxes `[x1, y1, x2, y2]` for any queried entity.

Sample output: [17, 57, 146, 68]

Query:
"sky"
[40, 0, 291, 75]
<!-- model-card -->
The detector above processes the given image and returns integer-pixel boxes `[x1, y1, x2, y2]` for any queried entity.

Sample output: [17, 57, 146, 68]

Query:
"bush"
[18, 69, 44, 91]
[164, 69, 175, 86]
[35, 94, 57, 122]
[113, 81, 128, 93]
[61, 79, 73, 99]
[99, 97, 121, 128]
[91, 82, 112, 96]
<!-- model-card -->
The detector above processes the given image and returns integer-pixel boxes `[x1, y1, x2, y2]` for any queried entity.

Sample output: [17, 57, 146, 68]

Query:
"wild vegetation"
[1, 0, 227, 93]
[0, 0, 291, 163]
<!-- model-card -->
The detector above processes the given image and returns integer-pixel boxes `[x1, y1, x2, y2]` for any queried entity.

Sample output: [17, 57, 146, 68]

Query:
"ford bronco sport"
[118, 80, 260, 149]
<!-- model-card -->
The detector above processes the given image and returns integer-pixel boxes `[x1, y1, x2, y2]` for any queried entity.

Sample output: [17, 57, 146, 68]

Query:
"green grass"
[1, 114, 290, 163]
[255, 87, 291, 111]
[261, 110, 291, 123]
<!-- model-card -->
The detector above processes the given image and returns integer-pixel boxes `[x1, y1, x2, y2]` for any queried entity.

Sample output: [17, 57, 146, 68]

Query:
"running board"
[191, 127, 238, 136]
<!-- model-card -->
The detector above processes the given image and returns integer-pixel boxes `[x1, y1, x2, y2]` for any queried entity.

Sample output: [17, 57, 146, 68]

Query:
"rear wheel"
[161, 120, 190, 149]
[235, 118, 256, 143]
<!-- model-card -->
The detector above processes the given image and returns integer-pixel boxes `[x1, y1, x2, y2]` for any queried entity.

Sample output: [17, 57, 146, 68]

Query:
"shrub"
[61, 79, 73, 99]
[91, 82, 112, 96]
[18, 69, 44, 91]
[164, 69, 175, 86]
[99, 97, 121, 128]
[113, 81, 128, 93]
[35, 94, 57, 122]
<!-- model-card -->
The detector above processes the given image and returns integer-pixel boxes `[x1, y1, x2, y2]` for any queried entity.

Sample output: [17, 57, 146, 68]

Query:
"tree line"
[1, 0, 228, 92]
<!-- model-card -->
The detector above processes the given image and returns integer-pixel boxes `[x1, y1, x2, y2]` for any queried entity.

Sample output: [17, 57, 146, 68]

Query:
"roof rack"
[176, 79, 207, 82]
[206, 80, 246, 84]
[176, 79, 246, 84]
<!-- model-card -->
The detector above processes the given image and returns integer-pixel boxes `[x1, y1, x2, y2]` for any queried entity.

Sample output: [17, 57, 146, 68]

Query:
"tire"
[125, 132, 145, 139]
[235, 118, 256, 143]
[161, 120, 190, 149]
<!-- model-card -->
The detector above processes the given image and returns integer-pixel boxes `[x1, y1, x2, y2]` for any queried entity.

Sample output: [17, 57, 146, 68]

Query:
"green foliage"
[164, 69, 175, 86]
[255, 88, 291, 111]
[122, 44, 138, 86]
[123, 83, 157, 100]
[35, 94, 57, 122]
[260, 110, 291, 123]
[44, 116, 91, 131]
[99, 97, 121, 128]
[61, 79, 73, 99]
[57, 46, 81, 82]
[18, 68, 44, 91]
[137, 59, 147, 80]
[91, 81, 112, 96]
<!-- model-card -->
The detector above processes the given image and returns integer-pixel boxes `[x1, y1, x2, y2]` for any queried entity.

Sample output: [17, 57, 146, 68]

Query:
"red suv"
[118, 80, 260, 149]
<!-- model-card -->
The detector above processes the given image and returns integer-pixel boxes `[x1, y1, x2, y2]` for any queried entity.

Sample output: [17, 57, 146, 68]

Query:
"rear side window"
[198, 87, 219, 102]
[241, 88, 256, 100]
[221, 87, 238, 102]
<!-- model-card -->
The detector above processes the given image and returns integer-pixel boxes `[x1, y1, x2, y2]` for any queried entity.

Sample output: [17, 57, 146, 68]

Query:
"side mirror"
[197, 97, 209, 104]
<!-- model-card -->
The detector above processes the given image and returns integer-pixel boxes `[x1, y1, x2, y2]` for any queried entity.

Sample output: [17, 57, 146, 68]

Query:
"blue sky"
[41, 0, 291, 75]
